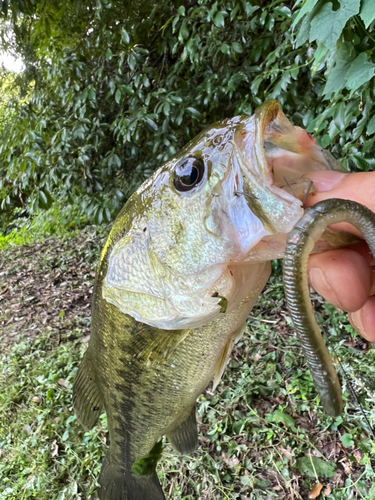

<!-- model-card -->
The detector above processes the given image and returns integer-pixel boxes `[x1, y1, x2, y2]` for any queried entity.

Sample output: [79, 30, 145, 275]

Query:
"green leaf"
[267, 409, 295, 427]
[62, 429, 69, 441]
[169, 95, 183, 104]
[95, 207, 103, 225]
[115, 190, 125, 200]
[115, 88, 121, 104]
[163, 102, 170, 115]
[177, 5, 185, 16]
[359, 0, 375, 28]
[128, 52, 136, 70]
[309, 0, 361, 49]
[250, 74, 263, 95]
[214, 11, 224, 28]
[230, 4, 240, 21]
[312, 42, 329, 66]
[38, 190, 48, 208]
[104, 207, 112, 222]
[341, 433, 354, 448]
[295, 9, 314, 47]
[345, 52, 375, 93]
[132, 441, 163, 476]
[112, 154, 121, 168]
[240, 475, 253, 487]
[145, 118, 158, 131]
[178, 22, 189, 41]
[323, 42, 355, 97]
[123, 85, 134, 96]
[333, 101, 345, 130]
[220, 43, 230, 55]
[187, 107, 202, 119]
[38, 190, 52, 209]
[295, 457, 336, 478]
[121, 28, 130, 43]
[232, 42, 243, 53]
[292, 0, 319, 28]
[367, 115, 375, 136]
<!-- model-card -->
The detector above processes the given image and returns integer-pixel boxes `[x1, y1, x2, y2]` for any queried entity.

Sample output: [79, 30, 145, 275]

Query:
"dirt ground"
[0, 228, 105, 352]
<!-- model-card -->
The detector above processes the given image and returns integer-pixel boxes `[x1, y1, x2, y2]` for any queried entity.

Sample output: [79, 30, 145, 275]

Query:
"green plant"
[0, 0, 373, 231]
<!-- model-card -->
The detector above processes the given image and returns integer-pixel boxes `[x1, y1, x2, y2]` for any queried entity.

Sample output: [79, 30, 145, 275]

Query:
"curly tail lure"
[283, 199, 375, 416]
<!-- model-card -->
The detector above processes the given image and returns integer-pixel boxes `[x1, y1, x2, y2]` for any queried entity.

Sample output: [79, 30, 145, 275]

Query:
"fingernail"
[350, 310, 364, 335]
[303, 171, 346, 192]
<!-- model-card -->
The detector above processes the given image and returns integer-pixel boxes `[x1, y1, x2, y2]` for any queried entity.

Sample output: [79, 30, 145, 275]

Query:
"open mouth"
[259, 100, 343, 205]
[233, 100, 344, 235]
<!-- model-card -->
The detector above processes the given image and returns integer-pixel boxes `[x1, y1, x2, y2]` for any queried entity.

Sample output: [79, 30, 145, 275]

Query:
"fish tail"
[98, 454, 165, 500]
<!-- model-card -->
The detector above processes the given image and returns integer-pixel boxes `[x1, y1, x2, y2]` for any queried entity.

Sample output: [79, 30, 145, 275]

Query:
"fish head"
[102, 100, 342, 329]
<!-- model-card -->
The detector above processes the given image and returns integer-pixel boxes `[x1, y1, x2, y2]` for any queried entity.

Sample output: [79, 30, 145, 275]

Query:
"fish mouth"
[233, 100, 343, 235]
[259, 100, 342, 199]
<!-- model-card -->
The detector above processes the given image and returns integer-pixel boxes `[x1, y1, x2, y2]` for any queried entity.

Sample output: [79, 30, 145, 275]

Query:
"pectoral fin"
[73, 350, 104, 429]
[166, 405, 198, 455]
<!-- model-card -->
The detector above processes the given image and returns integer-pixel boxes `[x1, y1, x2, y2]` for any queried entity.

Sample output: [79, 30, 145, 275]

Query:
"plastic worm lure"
[283, 199, 375, 416]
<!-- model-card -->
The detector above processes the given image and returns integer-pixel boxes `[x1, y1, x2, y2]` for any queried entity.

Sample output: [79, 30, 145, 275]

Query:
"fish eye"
[173, 157, 205, 192]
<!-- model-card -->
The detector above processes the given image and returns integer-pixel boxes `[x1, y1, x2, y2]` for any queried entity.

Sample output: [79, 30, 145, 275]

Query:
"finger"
[349, 296, 375, 342]
[304, 171, 375, 237]
[304, 171, 375, 210]
[308, 249, 372, 312]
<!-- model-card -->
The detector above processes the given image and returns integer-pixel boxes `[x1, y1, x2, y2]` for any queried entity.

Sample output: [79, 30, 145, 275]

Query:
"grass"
[1, 230, 375, 500]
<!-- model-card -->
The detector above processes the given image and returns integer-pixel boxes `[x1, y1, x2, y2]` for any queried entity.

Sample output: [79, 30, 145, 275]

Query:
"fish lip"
[233, 100, 290, 195]
[253, 99, 281, 185]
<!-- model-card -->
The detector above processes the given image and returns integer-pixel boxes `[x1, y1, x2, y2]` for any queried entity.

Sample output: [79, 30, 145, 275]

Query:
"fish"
[73, 100, 346, 500]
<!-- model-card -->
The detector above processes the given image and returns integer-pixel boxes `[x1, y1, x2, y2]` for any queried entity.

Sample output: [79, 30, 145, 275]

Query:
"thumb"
[304, 171, 375, 237]
[304, 170, 375, 212]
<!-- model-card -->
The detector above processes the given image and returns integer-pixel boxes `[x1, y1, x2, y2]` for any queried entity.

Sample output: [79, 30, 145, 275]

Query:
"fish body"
[73, 101, 343, 499]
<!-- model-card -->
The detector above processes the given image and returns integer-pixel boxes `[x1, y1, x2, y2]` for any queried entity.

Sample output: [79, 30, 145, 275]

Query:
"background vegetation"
[0, 0, 374, 234]
[1, 1, 375, 499]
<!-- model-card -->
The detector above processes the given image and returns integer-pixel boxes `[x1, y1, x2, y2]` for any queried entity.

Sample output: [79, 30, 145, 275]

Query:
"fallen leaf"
[308, 483, 323, 498]
[58, 379, 69, 388]
[281, 447, 292, 460]
[51, 439, 59, 457]
[323, 485, 332, 496]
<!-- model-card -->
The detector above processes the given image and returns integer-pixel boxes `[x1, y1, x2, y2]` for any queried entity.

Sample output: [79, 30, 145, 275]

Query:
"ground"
[1, 229, 375, 500]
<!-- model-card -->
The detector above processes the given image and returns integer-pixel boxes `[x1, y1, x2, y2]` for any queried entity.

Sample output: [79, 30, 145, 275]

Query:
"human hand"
[304, 170, 375, 342]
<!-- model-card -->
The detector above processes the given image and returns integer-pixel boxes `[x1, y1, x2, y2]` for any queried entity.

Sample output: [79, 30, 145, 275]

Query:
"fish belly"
[87, 261, 270, 466]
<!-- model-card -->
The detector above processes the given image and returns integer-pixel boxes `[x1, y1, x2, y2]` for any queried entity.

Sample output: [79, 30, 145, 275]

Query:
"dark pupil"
[174, 157, 204, 192]
[178, 164, 198, 186]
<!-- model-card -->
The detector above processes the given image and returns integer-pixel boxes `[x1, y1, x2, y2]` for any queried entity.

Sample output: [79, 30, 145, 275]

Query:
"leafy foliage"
[0, 0, 374, 231]
[293, 0, 375, 168]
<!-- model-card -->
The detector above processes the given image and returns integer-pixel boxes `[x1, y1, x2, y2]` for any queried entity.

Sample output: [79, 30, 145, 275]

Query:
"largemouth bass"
[73, 100, 346, 500]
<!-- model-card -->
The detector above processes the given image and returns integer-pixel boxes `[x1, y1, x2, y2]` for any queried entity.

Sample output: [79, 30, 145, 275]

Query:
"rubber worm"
[283, 199, 375, 416]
